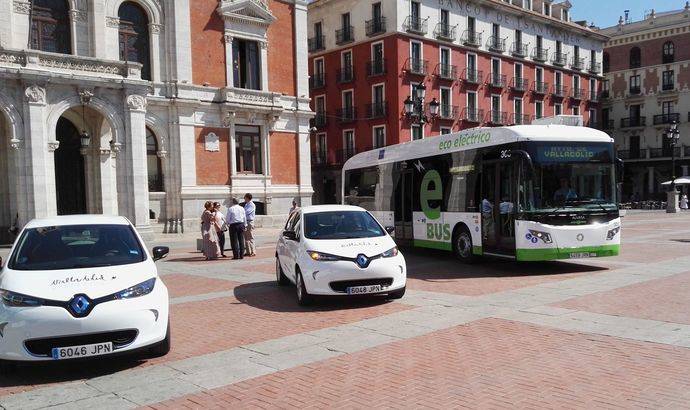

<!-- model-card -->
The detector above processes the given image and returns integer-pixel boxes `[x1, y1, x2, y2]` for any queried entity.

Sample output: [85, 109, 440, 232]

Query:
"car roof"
[299, 205, 366, 214]
[24, 215, 131, 229]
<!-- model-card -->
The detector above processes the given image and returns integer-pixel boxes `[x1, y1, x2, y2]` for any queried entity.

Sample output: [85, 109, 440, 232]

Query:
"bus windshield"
[523, 143, 617, 212]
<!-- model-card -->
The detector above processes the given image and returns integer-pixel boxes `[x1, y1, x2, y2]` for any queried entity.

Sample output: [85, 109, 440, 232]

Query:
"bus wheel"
[453, 226, 476, 263]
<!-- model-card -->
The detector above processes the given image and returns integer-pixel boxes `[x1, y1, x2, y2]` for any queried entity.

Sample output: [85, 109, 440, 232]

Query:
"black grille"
[329, 278, 394, 293]
[24, 329, 138, 357]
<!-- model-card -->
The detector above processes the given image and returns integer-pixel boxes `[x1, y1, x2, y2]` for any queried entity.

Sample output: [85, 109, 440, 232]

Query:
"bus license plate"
[51, 342, 113, 360]
[569, 252, 594, 259]
[347, 285, 382, 295]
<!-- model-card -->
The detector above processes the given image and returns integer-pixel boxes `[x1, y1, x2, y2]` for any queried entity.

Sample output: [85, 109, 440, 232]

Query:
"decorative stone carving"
[47, 141, 60, 152]
[222, 111, 236, 127]
[150, 23, 163, 34]
[110, 141, 122, 158]
[37, 54, 127, 76]
[70, 10, 88, 23]
[13, 0, 31, 14]
[9, 138, 22, 150]
[0, 50, 26, 65]
[99, 148, 112, 156]
[24, 85, 46, 104]
[157, 150, 168, 159]
[126, 94, 147, 111]
[204, 132, 220, 152]
[106, 17, 120, 28]
[224, 33, 234, 44]
[259, 41, 268, 51]
[79, 89, 94, 105]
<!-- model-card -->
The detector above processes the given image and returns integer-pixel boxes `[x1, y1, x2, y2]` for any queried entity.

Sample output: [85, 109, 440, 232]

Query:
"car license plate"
[347, 284, 382, 295]
[51, 342, 113, 360]
[569, 252, 594, 259]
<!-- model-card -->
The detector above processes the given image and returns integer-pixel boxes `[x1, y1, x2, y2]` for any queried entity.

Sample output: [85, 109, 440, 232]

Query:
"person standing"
[289, 200, 298, 215]
[201, 201, 221, 260]
[213, 202, 228, 258]
[243, 193, 256, 257]
[681, 194, 688, 210]
[226, 198, 246, 259]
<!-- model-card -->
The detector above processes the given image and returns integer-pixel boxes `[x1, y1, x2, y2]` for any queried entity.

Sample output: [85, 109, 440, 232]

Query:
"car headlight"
[606, 226, 620, 240]
[527, 230, 552, 244]
[308, 251, 340, 261]
[0, 290, 44, 307]
[113, 278, 156, 300]
[381, 246, 399, 258]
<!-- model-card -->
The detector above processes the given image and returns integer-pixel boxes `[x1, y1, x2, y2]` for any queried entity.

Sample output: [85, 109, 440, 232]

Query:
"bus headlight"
[606, 227, 620, 240]
[528, 230, 552, 244]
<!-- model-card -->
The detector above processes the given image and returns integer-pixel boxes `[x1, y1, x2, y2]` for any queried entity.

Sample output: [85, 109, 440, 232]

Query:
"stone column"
[170, 0, 193, 83]
[225, 111, 237, 176]
[175, 105, 198, 231]
[123, 94, 152, 236]
[99, 147, 118, 215]
[260, 41, 269, 91]
[22, 84, 58, 219]
[92, 1, 107, 58]
[297, 120, 313, 207]
[149, 23, 163, 83]
[224, 33, 235, 87]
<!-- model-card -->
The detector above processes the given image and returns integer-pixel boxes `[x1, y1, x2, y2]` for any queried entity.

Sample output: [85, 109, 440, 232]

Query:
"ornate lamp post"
[403, 84, 440, 126]
[666, 121, 680, 213]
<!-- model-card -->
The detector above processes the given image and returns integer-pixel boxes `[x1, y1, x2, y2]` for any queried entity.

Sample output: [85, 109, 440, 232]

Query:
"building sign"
[204, 132, 220, 152]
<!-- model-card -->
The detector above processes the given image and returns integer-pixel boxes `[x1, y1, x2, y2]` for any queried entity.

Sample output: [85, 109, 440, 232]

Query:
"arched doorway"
[55, 117, 86, 215]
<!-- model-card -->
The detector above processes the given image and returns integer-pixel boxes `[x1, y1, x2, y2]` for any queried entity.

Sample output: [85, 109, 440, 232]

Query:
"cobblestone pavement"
[2, 212, 690, 409]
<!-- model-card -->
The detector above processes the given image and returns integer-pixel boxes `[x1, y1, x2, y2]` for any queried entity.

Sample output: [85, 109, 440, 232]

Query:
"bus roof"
[342, 125, 613, 171]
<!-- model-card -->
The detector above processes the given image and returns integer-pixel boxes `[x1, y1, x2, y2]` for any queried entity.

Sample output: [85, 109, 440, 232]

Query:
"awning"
[661, 177, 690, 185]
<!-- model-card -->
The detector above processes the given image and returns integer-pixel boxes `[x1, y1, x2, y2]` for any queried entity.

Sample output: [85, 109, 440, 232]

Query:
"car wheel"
[148, 320, 171, 357]
[452, 226, 476, 264]
[388, 286, 406, 299]
[276, 256, 290, 286]
[295, 269, 313, 306]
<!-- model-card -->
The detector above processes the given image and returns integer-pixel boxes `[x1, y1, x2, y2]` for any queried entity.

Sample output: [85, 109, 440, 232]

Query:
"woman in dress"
[213, 202, 228, 258]
[201, 201, 221, 260]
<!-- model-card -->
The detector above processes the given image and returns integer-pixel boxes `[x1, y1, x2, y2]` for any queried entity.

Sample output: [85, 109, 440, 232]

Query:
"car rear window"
[9, 224, 146, 271]
[304, 211, 385, 240]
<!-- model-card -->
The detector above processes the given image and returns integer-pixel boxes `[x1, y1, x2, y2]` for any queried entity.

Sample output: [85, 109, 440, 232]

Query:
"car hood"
[303, 236, 396, 258]
[0, 261, 157, 301]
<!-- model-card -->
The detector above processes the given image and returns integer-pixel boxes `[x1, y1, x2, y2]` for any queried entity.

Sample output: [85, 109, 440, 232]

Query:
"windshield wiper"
[566, 198, 612, 213]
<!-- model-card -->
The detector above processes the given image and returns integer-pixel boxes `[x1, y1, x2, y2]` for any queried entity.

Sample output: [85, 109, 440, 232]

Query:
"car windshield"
[304, 211, 385, 240]
[523, 143, 617, 212]
[9, 224, 146, 271]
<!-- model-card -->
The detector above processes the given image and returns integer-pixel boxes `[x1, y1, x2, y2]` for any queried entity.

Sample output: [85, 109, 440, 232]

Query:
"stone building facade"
[0, 0, 313, 242]
[600, 4, 690, 200]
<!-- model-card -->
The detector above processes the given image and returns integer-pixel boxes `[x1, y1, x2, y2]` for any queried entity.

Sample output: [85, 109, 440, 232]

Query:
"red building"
[308, 0, 607, 204]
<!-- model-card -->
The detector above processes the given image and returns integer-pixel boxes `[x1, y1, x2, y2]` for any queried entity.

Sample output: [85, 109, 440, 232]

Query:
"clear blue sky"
[570, 0, 686, 28]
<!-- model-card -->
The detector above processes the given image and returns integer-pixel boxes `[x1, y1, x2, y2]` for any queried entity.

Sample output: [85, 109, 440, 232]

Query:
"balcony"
[313, 111, 327, 128]
[487, 36, 506, 53]
[602, 119, 614, 130]
[337, 107, 357, 123]
[511, 77, 529, 92]
[489, 72, 506, 88]
[653, 113, 680, 125]
[533, 81, 549, 94]
[403, 16, 428, 35]
[589, 62, 601, 74]
[628, 86, 641, 95]
[571, 88, 585, 100]
[620, 117, 646, 128]
[461, 68, 483, 84]
[434, 23, 457, 41]
[571, 57, 585, 70]
[335, 26, 354, 45]
[488, 110, 508, 125]
[365, 17, 386, 37]
[685, 145, 690, 157]
[337, 147, 358, 164]
[337, 66, 354, 84]
[589, 91, 600, 102]
[600, 90, 610, 99]
[511, 42, 528, 57]
[650, 147, 681, 158]
[461, 30, 482, 47]
[439, 105, 459, 120]
[511, 113, 530, 125]
[552, 52, 567, 66]
[552, 85, 567, 98]
[462, 107, 483, 122]
[308, 35, 325, 53]
[436, 63, 457, 80]
[406, 58, 428, 76]
[309, 72, 326, 89]
[367, 102, 387, 119]
[367, 59, 386, 76]
[617, 149, 646, 160]
[532, 48, 548, 62]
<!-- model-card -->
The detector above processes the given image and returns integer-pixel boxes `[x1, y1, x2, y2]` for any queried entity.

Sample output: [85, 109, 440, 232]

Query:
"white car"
[0, 215, 170, 365]
[275, 205, 406, 305]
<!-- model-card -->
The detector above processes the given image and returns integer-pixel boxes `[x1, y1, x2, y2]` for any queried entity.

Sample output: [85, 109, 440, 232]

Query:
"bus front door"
[481, 161, 517, 256]
[394, 169, 414, 245]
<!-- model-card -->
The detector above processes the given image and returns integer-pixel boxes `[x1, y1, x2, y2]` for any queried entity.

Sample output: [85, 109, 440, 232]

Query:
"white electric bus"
[342, 124, 621, 262]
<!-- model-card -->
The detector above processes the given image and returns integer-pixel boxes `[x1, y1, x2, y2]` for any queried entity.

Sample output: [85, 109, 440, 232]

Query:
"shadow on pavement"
[233, 280, 395, 313]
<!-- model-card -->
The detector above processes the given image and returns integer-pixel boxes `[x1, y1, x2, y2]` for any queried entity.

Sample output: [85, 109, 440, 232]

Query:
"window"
[562, 9, 569, 21]
[315, 95, 325, 114]
[629, 74, 640, 93]
[233, 38, 262, 90]
[515, 29, 522, 46]
[372, 84, 384, 104]
[572, 106, 580, 116]
[536, 66, 543, 83]
[524, 0, 532, 10]
[411, 124, 423, 140]
[342, 12, 351, 30]
[663, 41, 674, 64]
[555, 71, 562, 88]
[573, 45, 579, 60]
[555, 40, 562, 56]
[314, 58, 325, 78]
[662, 101, 673, 116]
[118, 2, 151, 80]
[235, 125, 262, 174]
[467, 53, 477, 71]
[492, 23, 500, 39]
[304, 211, 385, 240]
[343, 130, 355, 158]
[341, 50, 353, 81]
[536, 35, 543, 51]
[535, 101, 543, 119]
[372, 2, 382, 20]
[589, 78, 597, 95]
[573, 75, 580, 91]
[588, 108, 596, 124]
[603, 52, 610, 72]
[440, 127, 452, 135]
[342, 90, 354, 110]
[514, 98, 523, 123]
[629, 47, 641, 69]
[411, 41, 422, 61]
[467, 91, 477, 111]
[554, 103, 562, 116]
[30, 0, 71, 54]
[440, 9, 449, 28]
[316, 134, 327, 163]
[544, 2, 550, 16]
[514, 63, 522, 80]
[372, 83, 385, 117]
[662, 70, 674, 90]
[467, 16, 476, 33]
[314, 22, 323, 38]
[440, 87, 451, 118]
[146, 128, 163, 192]
[373, 126, 386, 148]
[411, 1, 420, 20]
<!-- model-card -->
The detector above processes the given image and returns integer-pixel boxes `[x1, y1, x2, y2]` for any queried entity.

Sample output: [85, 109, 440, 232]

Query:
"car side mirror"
[152, 246, 169, 262]
[385, 226, 395, 235]
[283, 230, 297, 241]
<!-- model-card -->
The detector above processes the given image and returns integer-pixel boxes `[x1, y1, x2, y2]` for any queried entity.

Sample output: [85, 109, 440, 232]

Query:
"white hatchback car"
[0, 215, 170, 365]
[275, 205, 406, 305]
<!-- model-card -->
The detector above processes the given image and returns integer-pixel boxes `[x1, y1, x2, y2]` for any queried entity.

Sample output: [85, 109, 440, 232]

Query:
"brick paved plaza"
[2, 211, 690, 409]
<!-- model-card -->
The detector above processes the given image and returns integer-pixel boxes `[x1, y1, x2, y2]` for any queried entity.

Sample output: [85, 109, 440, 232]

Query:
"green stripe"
[414, 239, 452, 251]
[515, 245, 620, 261]
[472, 246, 483, 256]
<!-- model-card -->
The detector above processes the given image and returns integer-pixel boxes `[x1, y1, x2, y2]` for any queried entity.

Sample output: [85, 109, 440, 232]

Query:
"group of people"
[200, 193, 257, 261]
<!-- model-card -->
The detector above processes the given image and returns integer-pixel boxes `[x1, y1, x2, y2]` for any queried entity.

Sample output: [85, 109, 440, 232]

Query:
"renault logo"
[68, 294, 92, 317]
[576, 234, 584, 242]
[355, 254, 369, 268]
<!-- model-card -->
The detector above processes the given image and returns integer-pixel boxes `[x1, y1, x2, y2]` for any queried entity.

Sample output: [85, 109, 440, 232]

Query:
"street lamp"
[428, 98, 440, 118]
[403, 84, 439, 125]
[665, 121, 680, 213]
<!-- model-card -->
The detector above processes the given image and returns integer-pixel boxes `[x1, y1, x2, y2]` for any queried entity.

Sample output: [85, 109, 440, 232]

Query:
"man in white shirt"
[226, 198, 246, 259]
[243, 193, 256, 257]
